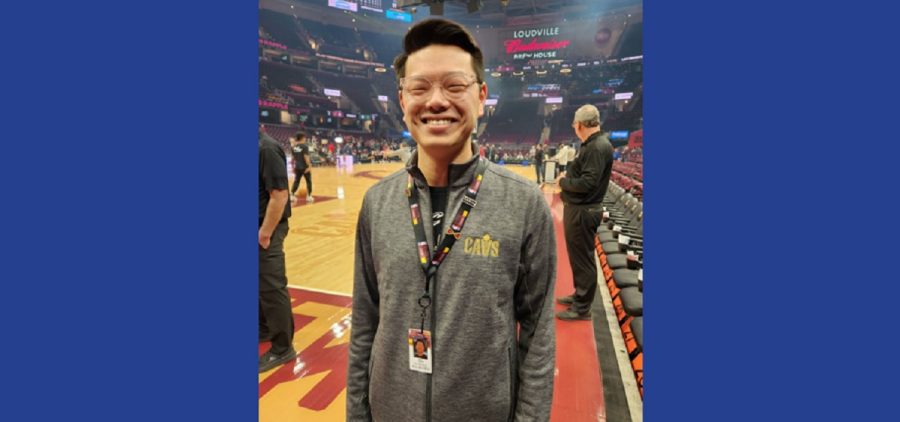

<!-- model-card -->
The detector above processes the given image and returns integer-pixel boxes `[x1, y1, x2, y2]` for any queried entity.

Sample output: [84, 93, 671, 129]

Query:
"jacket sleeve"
[346, 196, 379, 421]
[513, 194, 557, 421]
[559, 146, 606, 194]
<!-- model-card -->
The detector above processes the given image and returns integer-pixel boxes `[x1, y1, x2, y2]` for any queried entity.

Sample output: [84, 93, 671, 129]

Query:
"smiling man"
[347, 18, 557, 422]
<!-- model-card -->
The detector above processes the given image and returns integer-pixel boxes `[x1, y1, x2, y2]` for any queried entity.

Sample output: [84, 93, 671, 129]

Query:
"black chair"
[630, 316, 643, 353]
[619, 287, 643, 319]
[612, 268, 641, 292]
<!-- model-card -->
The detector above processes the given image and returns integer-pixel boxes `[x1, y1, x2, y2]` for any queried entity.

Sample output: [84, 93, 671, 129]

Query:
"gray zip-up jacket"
[347, 149, 557, 421]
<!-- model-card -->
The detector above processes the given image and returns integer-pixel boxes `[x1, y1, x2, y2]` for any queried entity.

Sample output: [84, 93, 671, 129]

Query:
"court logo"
[259, 288, 353, 420]
[463, 234, 500, 258]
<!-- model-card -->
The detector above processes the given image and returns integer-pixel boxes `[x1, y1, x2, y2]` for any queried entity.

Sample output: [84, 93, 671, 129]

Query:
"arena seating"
[548, 105, 579, 143]
[259, 9, 307, 50]
[310, 72, 380, 114]
[593, 182, 644, 397]
[260, 60, 320, 96]
[298, 19, 367, 61]
[358, 31, 403, 63]
[482, 98, 543, 144]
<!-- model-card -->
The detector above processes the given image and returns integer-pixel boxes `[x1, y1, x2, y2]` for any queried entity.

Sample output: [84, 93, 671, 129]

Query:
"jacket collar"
[581, 131, 601, 146]
[406, 143, 482, 188]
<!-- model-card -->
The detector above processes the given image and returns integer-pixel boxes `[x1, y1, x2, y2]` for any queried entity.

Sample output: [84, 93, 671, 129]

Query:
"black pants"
[259, 221, 294, 354]
[563, 204, 603, 314]
[291, 168, 312, 196]
[534, 162, 544, 183]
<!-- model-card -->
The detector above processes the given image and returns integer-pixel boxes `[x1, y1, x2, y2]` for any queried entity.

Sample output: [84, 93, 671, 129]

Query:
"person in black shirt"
[290, 133, 314, 203]
[554, 104, 614, 321]
[533, 143, 545, 184]
[258, 127, 296, 372]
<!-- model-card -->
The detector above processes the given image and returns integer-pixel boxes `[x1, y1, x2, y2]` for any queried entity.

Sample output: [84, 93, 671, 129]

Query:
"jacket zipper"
[508, 346, 516, 421]
[423, 180, 459, 422]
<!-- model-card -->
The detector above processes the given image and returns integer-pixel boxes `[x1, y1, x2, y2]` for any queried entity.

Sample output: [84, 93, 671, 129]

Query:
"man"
[347, 18, 557, 422]
[533, 143, 545, 184]
[553, 143, 572, 178]
[554, 105, 614, 321]
[258, 126, 296, 372]
[290, 132, 314, 203]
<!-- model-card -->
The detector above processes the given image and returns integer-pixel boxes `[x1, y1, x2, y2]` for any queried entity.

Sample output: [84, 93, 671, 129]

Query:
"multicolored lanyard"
[406, 158, 487, 333]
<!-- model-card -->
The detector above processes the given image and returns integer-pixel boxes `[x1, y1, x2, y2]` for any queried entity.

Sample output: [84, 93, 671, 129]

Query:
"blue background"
[0, 0, 896, 420]
[2, 1, 257, 420]
[648, 0, 899, 420]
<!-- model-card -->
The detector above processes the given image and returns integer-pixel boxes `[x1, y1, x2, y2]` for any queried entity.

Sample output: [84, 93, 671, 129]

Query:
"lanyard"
[406, 158, 487, 332]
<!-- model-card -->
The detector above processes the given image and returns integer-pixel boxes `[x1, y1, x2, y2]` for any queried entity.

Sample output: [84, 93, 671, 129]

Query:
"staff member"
[555, 105, 614, 320]
[258, 126, 296, 371]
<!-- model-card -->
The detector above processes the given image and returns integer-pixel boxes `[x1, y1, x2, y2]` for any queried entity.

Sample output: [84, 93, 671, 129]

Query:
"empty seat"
[602, 241, 622, 254]
[612, 269, 640, 290]
[619, 287, 643, 317]
[630, 316, 643, 351]
[606, 253, 628, 269]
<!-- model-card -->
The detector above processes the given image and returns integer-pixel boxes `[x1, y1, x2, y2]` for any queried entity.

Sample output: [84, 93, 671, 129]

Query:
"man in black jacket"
[555, 104, 614, 320]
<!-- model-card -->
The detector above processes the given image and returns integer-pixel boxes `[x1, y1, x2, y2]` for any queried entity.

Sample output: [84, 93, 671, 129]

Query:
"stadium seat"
[619, 287, 643, 317]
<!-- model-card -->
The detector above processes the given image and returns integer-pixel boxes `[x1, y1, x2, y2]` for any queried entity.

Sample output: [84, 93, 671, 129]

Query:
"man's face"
[399, 44, 486, 155]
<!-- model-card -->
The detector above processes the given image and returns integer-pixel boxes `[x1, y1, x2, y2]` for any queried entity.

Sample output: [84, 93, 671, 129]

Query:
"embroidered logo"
[463, 234, 500, 258]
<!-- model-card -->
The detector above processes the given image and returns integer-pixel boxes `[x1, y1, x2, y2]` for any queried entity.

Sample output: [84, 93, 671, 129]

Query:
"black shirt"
[533, 147, 544, 165]
[259, 136, 292, 226]
[560, 132, 614, 205]
[292, 143, 310, 170]
[429, 186, 448, 246]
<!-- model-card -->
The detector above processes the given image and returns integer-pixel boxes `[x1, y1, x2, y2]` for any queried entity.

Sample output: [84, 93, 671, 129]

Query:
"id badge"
[408, 329, 433, 374]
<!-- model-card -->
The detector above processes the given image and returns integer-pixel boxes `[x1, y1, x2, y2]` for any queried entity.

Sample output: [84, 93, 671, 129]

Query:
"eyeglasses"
[399, 73, 480, 101]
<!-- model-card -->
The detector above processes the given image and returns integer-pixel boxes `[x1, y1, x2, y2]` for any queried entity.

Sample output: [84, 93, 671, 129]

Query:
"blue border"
[2, 1, 257, 420]
[3, 0, 898, 419]
[647, 0, 898, 420]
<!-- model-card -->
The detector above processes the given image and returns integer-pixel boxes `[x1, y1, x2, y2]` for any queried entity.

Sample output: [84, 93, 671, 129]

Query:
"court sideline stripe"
[288, 284, 352, 297]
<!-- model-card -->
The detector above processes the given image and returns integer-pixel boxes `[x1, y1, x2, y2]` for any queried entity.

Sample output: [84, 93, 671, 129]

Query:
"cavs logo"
[463, 234, 500, 258]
